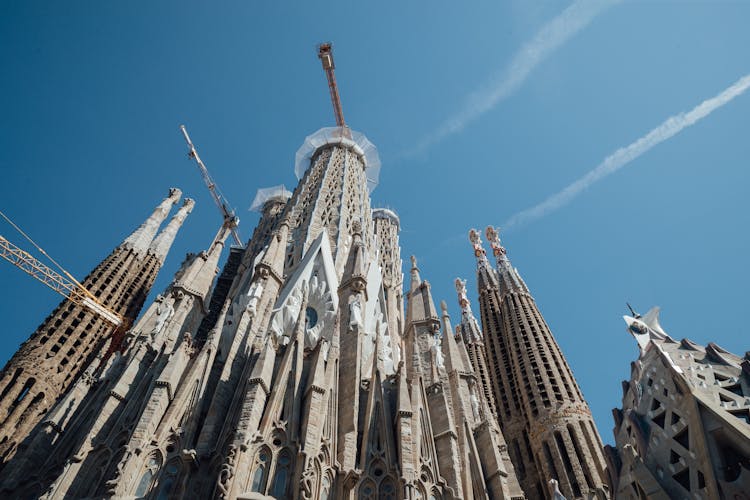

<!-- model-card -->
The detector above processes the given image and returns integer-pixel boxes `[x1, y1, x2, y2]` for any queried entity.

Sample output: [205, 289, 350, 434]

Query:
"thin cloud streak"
[406, 0, 619, 157]
[505, 73, 750, 229]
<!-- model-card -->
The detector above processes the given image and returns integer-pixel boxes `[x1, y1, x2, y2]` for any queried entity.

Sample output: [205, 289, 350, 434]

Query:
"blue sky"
[1, 1, 748, 444]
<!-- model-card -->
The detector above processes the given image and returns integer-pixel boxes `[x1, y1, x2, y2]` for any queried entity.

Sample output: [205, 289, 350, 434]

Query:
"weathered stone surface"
[0, 189, 184, 467]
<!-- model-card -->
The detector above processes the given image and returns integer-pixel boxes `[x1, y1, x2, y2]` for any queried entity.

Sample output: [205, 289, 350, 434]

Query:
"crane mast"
[317, 43, 347, 129]
[179, 125, 243, 247]
[0, 235, 123, 326]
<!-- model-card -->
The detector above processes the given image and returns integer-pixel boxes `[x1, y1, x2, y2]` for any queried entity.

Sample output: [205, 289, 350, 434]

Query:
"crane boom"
[0, 235, 123, 326]
[179, 125, 243, 247]
[317, 43, 347, 128]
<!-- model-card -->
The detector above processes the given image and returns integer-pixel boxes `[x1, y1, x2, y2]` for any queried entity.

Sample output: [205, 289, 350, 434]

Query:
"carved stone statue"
[151, 299, 174, 338]
[431, 333, 444, 370]
[348, 296, 363, 332]
[469, 382, 480, 420]
[245, 279, 264, 317]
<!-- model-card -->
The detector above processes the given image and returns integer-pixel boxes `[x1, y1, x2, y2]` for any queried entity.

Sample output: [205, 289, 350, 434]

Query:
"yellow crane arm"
[0, 235, 123, 326]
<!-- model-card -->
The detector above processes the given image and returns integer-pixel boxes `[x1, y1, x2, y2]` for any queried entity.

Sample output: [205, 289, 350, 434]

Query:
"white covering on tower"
[294, 126, 381, 192]
[249, 185, 292, 212]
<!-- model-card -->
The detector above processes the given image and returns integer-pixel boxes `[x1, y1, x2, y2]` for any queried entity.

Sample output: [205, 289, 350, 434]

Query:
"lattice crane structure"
[0, 235, 123, 327]
[179, 125, 243, 247]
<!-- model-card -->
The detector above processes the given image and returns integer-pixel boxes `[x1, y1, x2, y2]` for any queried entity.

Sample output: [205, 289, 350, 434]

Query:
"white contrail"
[407, 0, 619, 156]
[505, 73, 750, 229]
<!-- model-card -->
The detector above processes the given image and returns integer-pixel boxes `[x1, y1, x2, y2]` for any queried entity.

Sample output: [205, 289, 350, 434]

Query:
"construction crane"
[0, 233, 123, 327]
[179, 125, 243, 247]
[317, 43, 348, 129]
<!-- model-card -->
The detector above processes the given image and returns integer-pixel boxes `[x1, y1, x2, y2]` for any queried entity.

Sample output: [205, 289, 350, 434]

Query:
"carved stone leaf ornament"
[268, 275, 336, 350]
[303, 274, 336, 349]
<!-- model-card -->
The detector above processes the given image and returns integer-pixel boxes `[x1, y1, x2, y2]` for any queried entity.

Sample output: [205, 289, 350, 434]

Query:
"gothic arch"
[66, 447, 112, 499]
[319, 473, 332, 500]
[359, 478, 377, 500]
[249, 445, 272, 493]
[133, 451, 162, 498]
[268, 448, 293, 498]
[150, 457, 181, 500]
[378, 476, 397, 500]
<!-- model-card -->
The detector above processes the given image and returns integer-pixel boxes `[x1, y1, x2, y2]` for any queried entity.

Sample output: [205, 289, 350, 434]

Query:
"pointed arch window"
[379, 477, 396, 500]
[250, 448, 270, 492]
[320, 475, 331, 500]
[359, 479, 376, 500]
[154, 459, 181, 500]
[134, 454, 162, 498]
[270, 450, 292, 498]
[415, 485, 428, 499]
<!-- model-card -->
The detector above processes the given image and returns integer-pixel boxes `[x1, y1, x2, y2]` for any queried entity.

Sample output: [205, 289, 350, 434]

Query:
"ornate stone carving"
[151, 299, 174, 338]
[216, 444, 237, 498]
[348, 295, 363, 333]
[484, 225, 506, 257]
[244, 279, 264, 317]
[431, 333, 444, 371]
[269, 276, 336, 350]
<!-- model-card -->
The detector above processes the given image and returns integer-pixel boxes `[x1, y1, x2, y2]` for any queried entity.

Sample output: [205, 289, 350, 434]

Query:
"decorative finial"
[468, 229, 487, 259]
[485, 226, 505, 257]
[440, 300, 448, 314]
[409, 255, 421, 291]
[454, 278, 470, 311]
[626, 302, 640, 319]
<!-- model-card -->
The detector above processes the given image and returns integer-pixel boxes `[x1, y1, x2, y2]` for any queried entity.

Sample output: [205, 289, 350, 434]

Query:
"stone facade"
[469, 227, 610, 499]
[0, 189, 189, 467]
[0, 127, 526, 499]
[605, 307, 750, 498]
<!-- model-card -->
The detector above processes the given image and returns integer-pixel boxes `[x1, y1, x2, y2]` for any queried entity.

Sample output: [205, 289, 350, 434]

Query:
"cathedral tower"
[471, 226, 609, 499]
[0, 48, 526, 500]
[0, 189, 186, 466]
[373, 208, 404, 351]
[454, 277, 499, 423]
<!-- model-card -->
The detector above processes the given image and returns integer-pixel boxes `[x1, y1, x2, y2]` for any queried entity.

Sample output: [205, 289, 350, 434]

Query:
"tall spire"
[123, 188, 181, 254]
[485, 226, 529, 295]
[468, 228, 498, 291]
[439, 300, 467, 374]
[172, 224, 231, 303]
[473, 225, 610, 498]
[149, 198, 194, 262]
[409, 255, 421, 292]
[406, 255, 438, 326]
[0, 189, 182, 466]
[454, 278, 482, 343]
[454, 276, 499, 422]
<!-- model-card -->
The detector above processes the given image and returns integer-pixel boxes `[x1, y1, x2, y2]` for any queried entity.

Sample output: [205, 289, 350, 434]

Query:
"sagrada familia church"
[0, 46, 747, 500]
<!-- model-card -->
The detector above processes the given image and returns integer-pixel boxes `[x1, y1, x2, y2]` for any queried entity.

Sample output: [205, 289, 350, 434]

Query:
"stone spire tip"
[468, 228, 488, 262]
[485, 225, 505, 258]
[409, 255, 421, 291]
